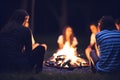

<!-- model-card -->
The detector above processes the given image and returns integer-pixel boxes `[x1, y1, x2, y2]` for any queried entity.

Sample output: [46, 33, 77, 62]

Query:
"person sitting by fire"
[57, 25, 78, 56]
[46, 25, 87, 68]
[85, 23, 99, 66]
[22, 16, 47, 50]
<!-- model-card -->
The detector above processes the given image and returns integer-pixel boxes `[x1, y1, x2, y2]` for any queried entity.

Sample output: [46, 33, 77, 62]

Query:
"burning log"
[44, 54, 89, 69]
[62, 59, 71, 68]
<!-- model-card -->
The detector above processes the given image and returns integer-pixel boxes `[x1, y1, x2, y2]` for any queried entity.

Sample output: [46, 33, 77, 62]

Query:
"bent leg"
[85, 47, 92, 65]
[90, 50, 99, 73]
[31, 46, 45, 73]
[90, 50, 99, 65]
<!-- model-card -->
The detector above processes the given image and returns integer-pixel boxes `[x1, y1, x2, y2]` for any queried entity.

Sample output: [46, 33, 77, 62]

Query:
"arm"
[31, 33, 35, 44]
[88, 33, 96, 48]
[58, 43, 64, 49]
[31, 31, 47, 50]
[31, 32, 39, 50]
[71, 37, 78, 48]
[57, 35, 64, 49]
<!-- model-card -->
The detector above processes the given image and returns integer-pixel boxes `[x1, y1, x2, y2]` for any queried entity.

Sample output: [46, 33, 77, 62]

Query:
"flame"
[49, 43, 88, 68]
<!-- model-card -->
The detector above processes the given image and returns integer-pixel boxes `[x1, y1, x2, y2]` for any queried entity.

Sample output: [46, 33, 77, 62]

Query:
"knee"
[33, 45, 46, 55]
[40, 44, 47, 50]
[37, 46, 46, 53]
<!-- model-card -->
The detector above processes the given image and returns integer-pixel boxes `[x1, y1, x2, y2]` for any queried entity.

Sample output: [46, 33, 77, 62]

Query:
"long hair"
[98, 16, 116, 31]
[0, 9, 29, 33]
[62, 26, 74, 45]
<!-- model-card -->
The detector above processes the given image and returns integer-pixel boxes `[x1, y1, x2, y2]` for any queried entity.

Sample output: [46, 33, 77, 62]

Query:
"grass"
[0, 71, 119, 80]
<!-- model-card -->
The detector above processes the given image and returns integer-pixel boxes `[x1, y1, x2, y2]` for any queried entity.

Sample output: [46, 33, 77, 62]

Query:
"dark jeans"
[90, 50, 99, 64]
[89, 50, 99, 73]
[30, 46, 45, 71]
[0, 46, 45, 72]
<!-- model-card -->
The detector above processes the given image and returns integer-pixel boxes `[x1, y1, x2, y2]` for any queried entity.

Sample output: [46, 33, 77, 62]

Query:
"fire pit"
[44, 48, 89, 69]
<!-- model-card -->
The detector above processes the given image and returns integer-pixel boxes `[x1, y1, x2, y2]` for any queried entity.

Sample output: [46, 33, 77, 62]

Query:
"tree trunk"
[59, 0, 68, 32]
[31, 0, 35, 33]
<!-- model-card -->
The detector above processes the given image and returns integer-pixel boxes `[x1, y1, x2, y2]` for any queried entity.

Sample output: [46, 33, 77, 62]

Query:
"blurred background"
[0, 0, 120, 56]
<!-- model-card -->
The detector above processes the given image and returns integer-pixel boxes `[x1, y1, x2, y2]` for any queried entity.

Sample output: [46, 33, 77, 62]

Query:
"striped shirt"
[96, 30, 120, 73]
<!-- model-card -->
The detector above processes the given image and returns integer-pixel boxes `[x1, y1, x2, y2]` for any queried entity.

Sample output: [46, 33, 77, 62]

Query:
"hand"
[85, 47, 92, 53]
[41, 44, 47, 50]
[32, 43, 40, 50]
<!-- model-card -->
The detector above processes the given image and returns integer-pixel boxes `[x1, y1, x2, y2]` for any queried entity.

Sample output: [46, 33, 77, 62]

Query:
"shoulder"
[15, 25, 30, 32]
[96, 30, 108, 35]
[96, 30, 120, 42]
[57, 35, 63, 43]
[96, 30, 109, 38]
[16, 26, 31, 38]
[21, 26, 30, 31]
[91, 33, 95, 37]
[20, 26, 31, 34]
[73, 36, 77, 40]
[58, 35, 63, 39]
[96, 30, 120, 37]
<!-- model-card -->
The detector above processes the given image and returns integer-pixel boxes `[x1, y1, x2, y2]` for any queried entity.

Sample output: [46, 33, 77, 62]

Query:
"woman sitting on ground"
[0, 9, 46, 73]
[57, 25, 78, 56]
[85, 23, 99, 65]
[47, 25, 87, 68]
[22, 15, 47, 50]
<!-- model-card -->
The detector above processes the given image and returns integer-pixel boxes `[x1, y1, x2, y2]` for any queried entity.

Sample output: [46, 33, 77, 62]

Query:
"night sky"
[0, 0, 120, 37]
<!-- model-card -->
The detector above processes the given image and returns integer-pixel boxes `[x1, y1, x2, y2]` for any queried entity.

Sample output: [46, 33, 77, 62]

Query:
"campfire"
[45, 46, 88, 69]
